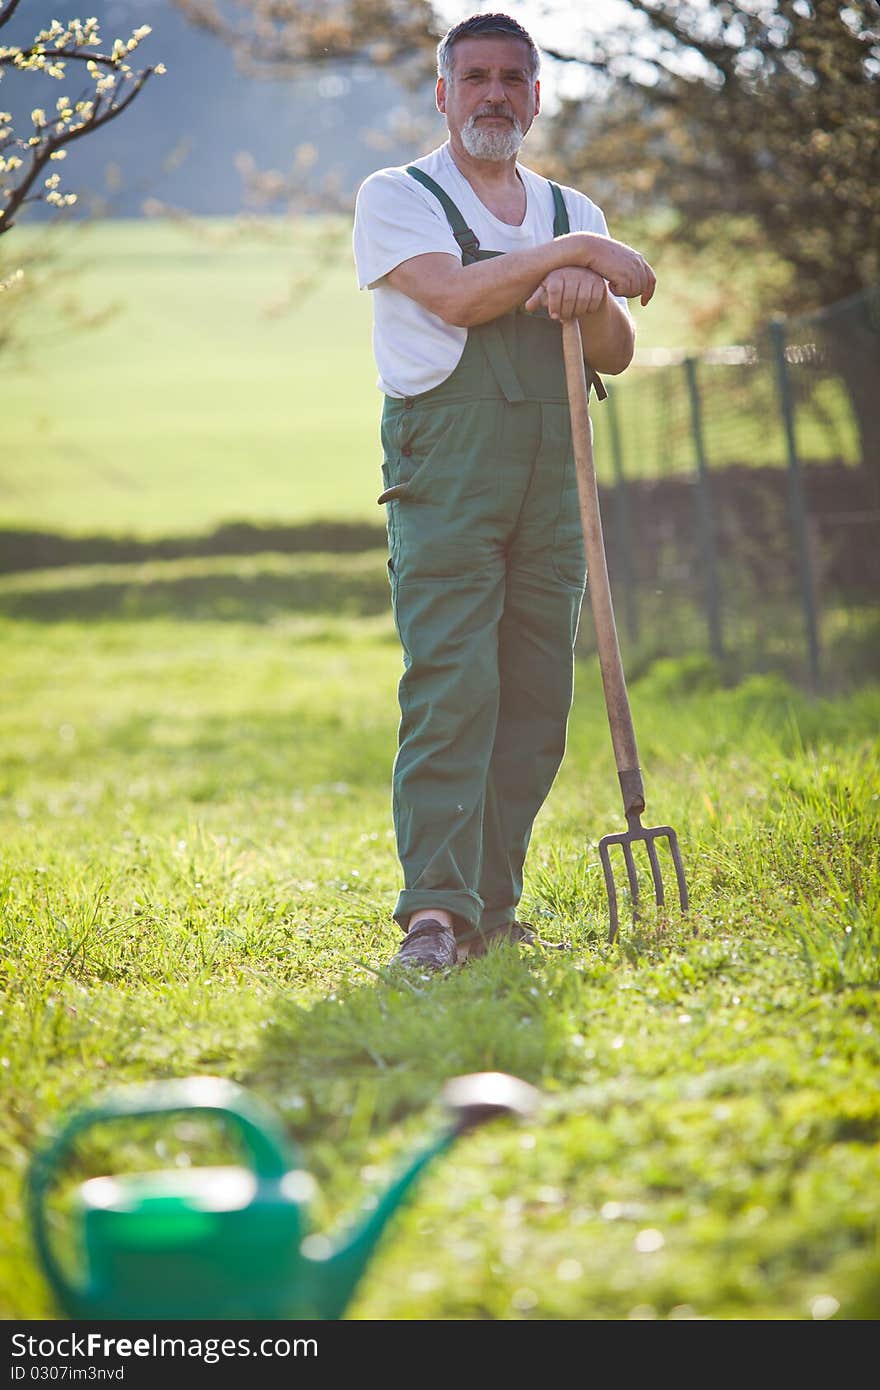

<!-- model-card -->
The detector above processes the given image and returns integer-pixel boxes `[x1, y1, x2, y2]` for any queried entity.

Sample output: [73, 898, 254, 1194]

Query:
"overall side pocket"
[378, 458, 400, 569]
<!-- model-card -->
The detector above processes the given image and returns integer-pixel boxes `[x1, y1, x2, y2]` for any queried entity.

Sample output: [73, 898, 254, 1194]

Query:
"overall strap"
[404, 165, 605, 402]
[407, 167, 571, 254]
[407, 164, 524, 402]
[406, 166, 481, 262]
[549, 181, 569, 237]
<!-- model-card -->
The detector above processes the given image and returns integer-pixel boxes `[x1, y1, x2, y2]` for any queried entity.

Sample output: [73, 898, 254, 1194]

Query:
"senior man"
[353, 11, 655, 971]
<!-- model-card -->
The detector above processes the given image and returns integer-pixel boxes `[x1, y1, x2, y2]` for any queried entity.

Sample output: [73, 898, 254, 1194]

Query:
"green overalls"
[380, 168, 596, 946]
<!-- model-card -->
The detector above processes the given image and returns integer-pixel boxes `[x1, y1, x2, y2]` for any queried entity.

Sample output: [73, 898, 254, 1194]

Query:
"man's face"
[437, 35, 540, 162]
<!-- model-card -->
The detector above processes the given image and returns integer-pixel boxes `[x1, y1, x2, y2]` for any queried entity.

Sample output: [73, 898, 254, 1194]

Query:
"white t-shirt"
[352, 141, 627, 398]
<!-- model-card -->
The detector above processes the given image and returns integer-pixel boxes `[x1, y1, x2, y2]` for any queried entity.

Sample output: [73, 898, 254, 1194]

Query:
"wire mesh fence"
[586, 285, 880, 690]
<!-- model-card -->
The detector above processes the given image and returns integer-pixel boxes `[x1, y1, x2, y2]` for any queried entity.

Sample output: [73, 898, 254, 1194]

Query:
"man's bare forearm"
[386, 232, 655, 328]
[578, 292, 635, 375]
[444, 233, 600, 326]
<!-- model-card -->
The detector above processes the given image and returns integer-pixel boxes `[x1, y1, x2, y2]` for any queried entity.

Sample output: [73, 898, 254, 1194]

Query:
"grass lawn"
[1, 553, 878, 1320]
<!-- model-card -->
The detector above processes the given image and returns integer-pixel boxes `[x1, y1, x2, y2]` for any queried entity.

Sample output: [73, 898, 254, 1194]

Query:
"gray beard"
[460, 113, 524, 161]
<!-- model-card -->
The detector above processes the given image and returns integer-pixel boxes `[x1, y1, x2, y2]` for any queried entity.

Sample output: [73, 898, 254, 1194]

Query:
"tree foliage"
[173, 0, 880, 313]
[172, 0, 434, 76]
[0, 0, 162, 241]
[545, 1, 880, 310]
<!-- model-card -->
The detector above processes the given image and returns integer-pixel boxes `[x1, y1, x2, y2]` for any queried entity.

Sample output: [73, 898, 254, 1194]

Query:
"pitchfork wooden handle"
[562, 318, 645, 819]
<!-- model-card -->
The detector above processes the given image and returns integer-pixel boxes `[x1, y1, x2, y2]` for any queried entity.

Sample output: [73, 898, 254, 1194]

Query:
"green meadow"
[0, 556, 878, 1320]
[1, 218, 878, 1321]
[5, 214, 844, 546]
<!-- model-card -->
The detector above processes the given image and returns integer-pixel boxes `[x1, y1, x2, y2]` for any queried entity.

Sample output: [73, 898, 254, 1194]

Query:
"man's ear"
[436, 76, 446, 114]
[534, 78, 541, 118]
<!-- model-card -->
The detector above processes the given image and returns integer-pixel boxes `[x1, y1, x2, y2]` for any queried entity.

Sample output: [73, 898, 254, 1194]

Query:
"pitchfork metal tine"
[646, 836, 665, 906]
[599, 821, 690, 943]
[598, 839, 620, 942]
[622, 839, 639, 907]
[665, 827, 690, 914]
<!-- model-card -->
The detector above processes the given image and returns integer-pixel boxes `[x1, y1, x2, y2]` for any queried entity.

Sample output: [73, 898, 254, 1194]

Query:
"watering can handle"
[27, 1076, 298, 1312]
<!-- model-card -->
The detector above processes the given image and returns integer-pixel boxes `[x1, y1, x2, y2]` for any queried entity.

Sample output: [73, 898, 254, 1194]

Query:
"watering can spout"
[304, 1072, 542, 1320]
[303, 1127, 458, 1320]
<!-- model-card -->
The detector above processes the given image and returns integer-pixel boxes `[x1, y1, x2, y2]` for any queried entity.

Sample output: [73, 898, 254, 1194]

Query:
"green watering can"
[27, 1072, 539, 1321]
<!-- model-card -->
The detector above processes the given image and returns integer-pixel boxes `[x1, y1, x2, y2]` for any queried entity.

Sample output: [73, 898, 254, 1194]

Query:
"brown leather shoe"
[463, 920, 570, 959]
[390, 917, 458, 972]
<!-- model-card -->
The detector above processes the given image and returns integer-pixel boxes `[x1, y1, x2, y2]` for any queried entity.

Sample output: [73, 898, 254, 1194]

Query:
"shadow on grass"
[0, 553, 392, 624]
[247, 943, 578, 1158]
[0, 520, 387, 575]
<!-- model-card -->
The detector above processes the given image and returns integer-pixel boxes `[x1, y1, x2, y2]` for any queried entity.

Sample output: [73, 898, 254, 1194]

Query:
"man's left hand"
[524, 266, 607, 321]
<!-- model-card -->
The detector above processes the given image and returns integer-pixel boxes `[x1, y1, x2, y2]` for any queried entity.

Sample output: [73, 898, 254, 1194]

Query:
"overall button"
[401, 443, 412, 456]
[404, 397, 414, 409]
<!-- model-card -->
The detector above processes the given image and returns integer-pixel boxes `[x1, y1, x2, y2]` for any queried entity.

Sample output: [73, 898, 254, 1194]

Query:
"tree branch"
[1, 70, 156, 235]
[0, 46, 141, 69]
[0, 0, 25, 34]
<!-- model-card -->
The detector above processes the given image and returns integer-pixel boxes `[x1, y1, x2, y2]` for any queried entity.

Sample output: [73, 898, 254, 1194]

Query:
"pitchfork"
[562, 319, 689, 943]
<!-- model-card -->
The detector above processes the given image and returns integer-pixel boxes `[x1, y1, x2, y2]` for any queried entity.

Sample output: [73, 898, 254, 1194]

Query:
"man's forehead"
[451, 34, 532, 72]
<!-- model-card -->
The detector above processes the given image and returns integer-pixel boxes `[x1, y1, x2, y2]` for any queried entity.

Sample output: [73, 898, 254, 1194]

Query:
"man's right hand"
[564, 232, 657, 306]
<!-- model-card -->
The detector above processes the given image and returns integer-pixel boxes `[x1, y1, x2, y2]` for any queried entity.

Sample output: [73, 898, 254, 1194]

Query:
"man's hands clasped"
[524, 266, 607, 321]
[525, 231, 656, 322]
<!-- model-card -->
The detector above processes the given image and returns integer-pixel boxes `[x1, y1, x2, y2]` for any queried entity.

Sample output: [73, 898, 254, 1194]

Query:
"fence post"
[605, 382, 639, 646]
[769, 317, 822, 692]
[683, 356, 724, 664]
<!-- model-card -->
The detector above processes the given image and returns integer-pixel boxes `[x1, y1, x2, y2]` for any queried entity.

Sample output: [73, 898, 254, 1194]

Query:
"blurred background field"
[4, 218, 380, 536]
[2, 1, 875, 696]
[3, 213, 878, 694]
[3, 214, 729, 539]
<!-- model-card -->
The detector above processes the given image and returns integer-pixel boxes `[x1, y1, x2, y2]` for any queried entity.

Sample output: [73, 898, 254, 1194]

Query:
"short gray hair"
[437, 12, 540, 83]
